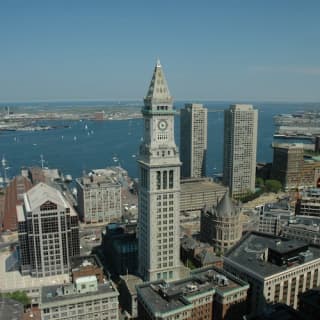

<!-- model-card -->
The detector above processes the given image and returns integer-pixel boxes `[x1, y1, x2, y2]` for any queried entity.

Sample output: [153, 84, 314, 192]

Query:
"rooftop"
[137, 266, 248, 315]
[41, 279, 118, 304]
[272, 142, 304, 150]
[119, 274, 143, 295]
[225, 232, 320, 278]
[180, 178, 226, 193]
[77, 169, 121, 187]
[0, 250, 69, 293]
[70, 254, 103, 271]
[24, 182, 70, 212]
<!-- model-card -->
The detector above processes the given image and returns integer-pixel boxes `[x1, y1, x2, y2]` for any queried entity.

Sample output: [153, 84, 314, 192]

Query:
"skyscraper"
[223, 104, 258, 198]
[17, 182, 80, 277]
[180, 103, 207, 178]
[137, 60, 182, 282]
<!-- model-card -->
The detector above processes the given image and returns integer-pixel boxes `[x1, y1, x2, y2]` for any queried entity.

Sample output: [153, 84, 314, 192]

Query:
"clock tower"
[138, 60, 182, 282]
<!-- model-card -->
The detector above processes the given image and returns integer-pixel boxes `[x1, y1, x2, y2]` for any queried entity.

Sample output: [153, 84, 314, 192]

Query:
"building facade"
[180, 103, 207, 178]
[271, 143, 304, 190]
[224, 232, 320, 316]
[223, 104, 258, 198]
[76, 169, 122, 224]
[137, 60, 183, 282]
[296, 188, 320, 216]
[101, 223, 138, 276]
[180, 177, 227, 214]
[200, 190, 242, 254]
[40, 275, 119, 320]
[137, 266, 249, 320]
[17, 182, 80, 277]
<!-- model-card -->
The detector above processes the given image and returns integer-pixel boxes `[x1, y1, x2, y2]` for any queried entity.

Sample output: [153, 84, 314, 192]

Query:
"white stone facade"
[223, 104, 258, 198]
[40, 276, 119, 320]
[76, 171, 121, 224]
[138, 60, 182, 282]
[180, 103, 207, 178]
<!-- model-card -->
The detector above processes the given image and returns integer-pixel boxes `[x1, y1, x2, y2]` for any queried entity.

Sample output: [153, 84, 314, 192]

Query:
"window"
[169, 170, 173, 188]
[163, 171, 167, 189]
[157, 171, 161, 190]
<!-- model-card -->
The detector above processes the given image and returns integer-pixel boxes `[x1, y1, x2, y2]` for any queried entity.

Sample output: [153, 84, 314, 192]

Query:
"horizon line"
[0, 98, 320, 104]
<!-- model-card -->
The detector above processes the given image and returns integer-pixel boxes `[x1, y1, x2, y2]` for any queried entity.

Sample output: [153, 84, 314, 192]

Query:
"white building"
[223, 104, 258, 198]
[76, 169, 122, 224]
[40, 275, 119, 320]
[180, 103, 207, 178]
[224, 232, 320, 316]
[137, 60, 187, 282]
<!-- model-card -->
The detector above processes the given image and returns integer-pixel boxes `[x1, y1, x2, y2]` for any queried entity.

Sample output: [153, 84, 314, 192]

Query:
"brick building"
[2, 175, 32, 231]
[137, 266, 249, 320]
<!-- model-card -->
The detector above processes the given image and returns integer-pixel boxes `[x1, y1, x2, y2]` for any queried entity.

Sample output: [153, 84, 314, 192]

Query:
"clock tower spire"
[138, 60, 182, 282]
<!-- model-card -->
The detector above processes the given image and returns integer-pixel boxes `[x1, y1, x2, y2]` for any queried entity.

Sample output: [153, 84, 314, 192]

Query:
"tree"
[256, 177, 264, 188]
[2, 291, 30, 306]
[265, 179, 282, 193]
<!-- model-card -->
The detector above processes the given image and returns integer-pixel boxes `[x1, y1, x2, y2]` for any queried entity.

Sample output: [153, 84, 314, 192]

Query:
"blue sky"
[0, 0, 320, 102]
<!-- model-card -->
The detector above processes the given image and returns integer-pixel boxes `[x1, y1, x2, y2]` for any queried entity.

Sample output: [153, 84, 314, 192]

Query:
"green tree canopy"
[256, 177, 264, 188]
[265, 179, 282, 193]
[2, 291, 30, 306]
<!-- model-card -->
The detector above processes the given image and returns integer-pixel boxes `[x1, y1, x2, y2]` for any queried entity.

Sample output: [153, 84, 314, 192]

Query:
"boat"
[64, 174, 72, 182]
[84, 124, 88, 130]
[73, 136, 77, 141]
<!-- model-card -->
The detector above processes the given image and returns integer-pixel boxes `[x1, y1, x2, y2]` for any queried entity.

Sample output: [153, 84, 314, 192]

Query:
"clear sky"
[0, 0, 320, 102]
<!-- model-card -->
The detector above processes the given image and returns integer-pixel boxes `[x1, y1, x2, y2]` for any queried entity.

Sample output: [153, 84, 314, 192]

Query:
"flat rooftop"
[137, 266, 248, 315]
[41, 281, 117, 304]
[120, 274, 143, 295]
[225, 232, 320, 278]
[0, 250, 69, 293]
[70, 254, 102, 270]
[180, 178, 226, 193]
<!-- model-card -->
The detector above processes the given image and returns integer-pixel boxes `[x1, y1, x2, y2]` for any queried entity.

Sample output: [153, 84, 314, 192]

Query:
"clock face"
[158, 120, 168, 131]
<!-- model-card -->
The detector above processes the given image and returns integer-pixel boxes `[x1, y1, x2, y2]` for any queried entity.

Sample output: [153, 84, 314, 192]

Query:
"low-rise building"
[180, 178, 227, 214]
[257, 200, 320, 245]
[40, 275, 119, 320]
[76, 168, 122, 224]
[2, 175, 32, 231]
[70, 255, 104, 284]
[137, 266, 249, 320]
[224, 232, 320, 316]
[180, 236, 223, 268]
[281, 215, 320, 245]
[118, 274, 143, 319]
[258, 201, 294, 235]
[296, 188, 320, 216]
